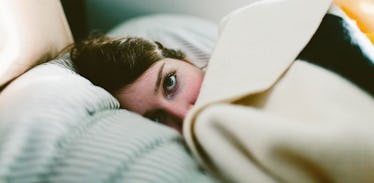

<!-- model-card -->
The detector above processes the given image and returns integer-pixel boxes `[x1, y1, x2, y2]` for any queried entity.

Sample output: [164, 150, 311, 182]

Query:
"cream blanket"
[183, 0, 374, 182]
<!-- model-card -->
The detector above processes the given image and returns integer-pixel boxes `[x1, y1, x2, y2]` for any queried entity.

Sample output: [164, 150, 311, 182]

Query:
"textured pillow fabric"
[108, 14, 218, 69]
[0, 0, 73, 88]
[0, 14, 219, 182]
[0, 57, 216, 183]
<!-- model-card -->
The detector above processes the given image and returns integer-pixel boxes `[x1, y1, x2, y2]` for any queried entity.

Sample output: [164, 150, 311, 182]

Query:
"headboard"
[84, 0, 260, 32]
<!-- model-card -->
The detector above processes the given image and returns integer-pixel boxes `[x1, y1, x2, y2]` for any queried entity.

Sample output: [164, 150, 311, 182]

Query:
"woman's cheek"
[188, 71, 204, 104]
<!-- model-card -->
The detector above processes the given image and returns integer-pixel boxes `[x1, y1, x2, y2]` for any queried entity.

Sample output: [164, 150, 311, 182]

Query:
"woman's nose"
[164, 102, 192, 121]
[161, 102, 193, 134]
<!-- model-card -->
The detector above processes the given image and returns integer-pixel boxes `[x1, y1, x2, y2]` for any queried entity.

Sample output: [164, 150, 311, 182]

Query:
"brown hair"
[70, 35, 186, 93]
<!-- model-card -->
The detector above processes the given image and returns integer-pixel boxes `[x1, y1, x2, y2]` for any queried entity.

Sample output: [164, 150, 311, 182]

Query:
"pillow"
[108, 14, 218, 69]
[0, 57, 216, 182]
[0, 0, 73, 88]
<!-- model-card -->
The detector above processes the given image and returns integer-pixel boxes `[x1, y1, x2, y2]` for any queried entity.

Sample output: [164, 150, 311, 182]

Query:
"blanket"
[183, 0, 374, 182]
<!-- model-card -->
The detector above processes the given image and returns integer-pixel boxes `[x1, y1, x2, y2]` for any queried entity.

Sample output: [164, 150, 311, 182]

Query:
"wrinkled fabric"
[183, 0, 374, 182]
[0, 58, 216, 183]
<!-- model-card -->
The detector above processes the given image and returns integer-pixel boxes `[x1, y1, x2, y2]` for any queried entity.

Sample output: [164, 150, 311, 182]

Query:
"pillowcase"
[0, 0, 73, 88]
[0, 57, 217, 182]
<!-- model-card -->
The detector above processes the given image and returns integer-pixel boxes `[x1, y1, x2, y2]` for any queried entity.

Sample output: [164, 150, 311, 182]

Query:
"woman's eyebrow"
[154, 62, 166, 94]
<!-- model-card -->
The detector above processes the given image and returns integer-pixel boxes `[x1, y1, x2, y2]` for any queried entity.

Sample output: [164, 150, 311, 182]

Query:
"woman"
[71, 5, 374, 135]
[70, 35, 205, 134]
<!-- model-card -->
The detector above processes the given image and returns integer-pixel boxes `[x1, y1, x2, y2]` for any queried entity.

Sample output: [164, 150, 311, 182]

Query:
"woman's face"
[115, 58, 204, 134]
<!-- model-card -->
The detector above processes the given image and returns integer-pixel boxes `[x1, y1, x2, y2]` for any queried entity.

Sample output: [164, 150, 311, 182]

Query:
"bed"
[1, 0, 373, 182]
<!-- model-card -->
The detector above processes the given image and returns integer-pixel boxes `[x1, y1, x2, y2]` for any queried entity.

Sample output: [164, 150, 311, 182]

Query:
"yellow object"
[367, 33, 374, 42]
[334, 0, 374, 44]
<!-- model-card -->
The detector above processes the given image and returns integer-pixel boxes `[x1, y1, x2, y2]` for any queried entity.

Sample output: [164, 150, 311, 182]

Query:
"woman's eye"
[163, 72, 177, 95]
[151, 112, 165, 124]
[153, 116, 161, 123]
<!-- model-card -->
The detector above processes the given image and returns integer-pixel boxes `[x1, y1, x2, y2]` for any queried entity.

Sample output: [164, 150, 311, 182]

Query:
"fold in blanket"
[184, 0, 374, 182]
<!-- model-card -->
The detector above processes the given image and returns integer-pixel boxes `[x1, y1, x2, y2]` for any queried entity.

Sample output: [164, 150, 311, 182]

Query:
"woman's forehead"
[115, 61, 163, 111]
[124, 61, 164, 93]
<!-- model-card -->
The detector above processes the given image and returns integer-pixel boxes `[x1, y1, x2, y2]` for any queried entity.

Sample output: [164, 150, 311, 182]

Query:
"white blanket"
[183, 0, 374, 182]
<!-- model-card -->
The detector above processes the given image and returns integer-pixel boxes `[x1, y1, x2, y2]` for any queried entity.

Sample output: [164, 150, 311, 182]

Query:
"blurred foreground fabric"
[183, 0, 374, 182]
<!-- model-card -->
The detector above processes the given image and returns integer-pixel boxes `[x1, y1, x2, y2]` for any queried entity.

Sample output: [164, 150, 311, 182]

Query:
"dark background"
[61, 0, 88, 42]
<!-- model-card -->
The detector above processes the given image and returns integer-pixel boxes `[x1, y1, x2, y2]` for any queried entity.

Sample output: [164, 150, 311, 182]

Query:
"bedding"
[2, 0, 373, 182]
[0, 15, 217, 182]
[183, 0, 374, 182]
[108, 14, 217, 69]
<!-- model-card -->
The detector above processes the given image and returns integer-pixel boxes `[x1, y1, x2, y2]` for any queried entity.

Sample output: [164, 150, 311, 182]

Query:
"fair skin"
[115, 58, 204, 134]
